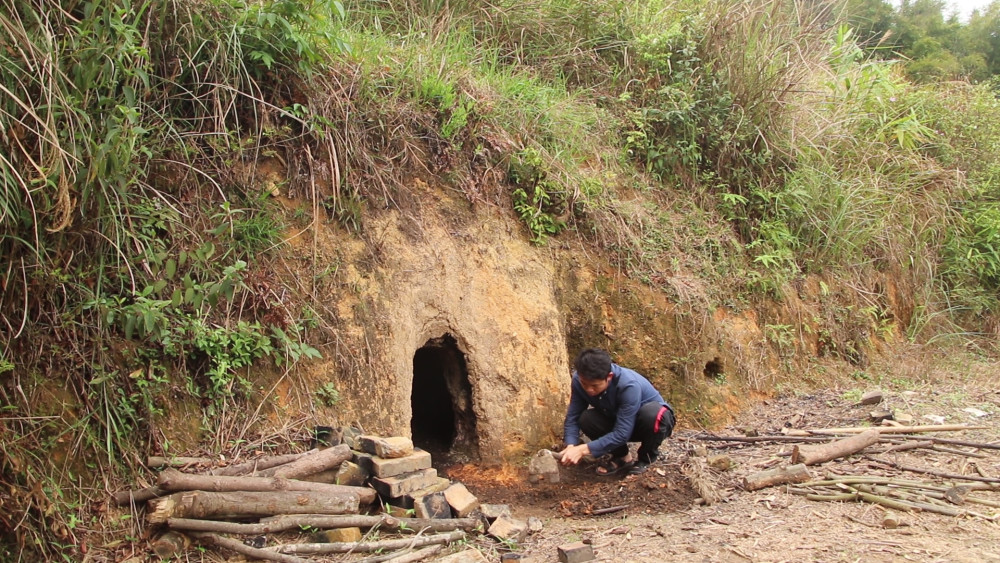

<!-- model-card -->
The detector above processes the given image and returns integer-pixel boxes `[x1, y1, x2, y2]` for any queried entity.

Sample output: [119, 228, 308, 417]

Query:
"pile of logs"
[115, 429, 533, 562]
[691, 421, 1000, 522]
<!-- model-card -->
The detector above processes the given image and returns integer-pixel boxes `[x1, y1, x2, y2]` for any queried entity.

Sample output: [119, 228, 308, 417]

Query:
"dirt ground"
[442, 360, 1000, 563]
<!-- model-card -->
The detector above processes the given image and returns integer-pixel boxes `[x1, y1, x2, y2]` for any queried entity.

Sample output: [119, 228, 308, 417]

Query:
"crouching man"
[559, 348, 675, 476]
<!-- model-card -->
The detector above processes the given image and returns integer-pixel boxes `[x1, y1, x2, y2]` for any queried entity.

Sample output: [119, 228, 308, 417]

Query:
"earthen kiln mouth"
[410, 333, 479, 463]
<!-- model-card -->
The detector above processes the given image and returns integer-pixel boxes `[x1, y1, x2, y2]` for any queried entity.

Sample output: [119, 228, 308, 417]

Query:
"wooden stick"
[590, 504, 628, 516]
[168, 515, 479, 535]
[927, 437, 1000, 451]
[148, 490, 359, 524]
[114, 485, 166, 506]
[868, 457, 1000, 484]
[148, 456, 215, 468]
[269, 530, 466, 555]
[384, 544, 444, 563]
[157, 467, 376, 504]
[791, 429, 880, 466]
[692, 434, 834, 444]
[880, 440, 933, 453]
[192, 532, 310, 563]
[785, 424, 987, 436]
[742, 464, 813, 491]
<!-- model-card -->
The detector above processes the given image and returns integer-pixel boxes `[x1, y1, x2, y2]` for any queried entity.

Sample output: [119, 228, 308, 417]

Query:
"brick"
[370, 468, 439, 498]
[314, 528, 362, 543]
[479, 503, 511, 522]
[371, 449, 431, 478]
[413, 491, 451, 519]
[335, 461, 369, 487]
[358, 435, 414, 459]
[382, 503, 412, 518]
[433, 549, 489, 563]
[557, 541, 595, 563]
[444, 482, 479, 517]
[394, 477, 452, 508]
[487, 515, 527, 543]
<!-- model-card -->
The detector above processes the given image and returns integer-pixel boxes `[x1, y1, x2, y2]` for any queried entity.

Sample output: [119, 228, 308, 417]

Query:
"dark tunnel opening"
[410, 334, 478, 462]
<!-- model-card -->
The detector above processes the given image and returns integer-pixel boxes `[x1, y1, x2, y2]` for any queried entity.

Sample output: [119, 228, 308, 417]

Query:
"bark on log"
[791, 429, 880, 465]
[157, 467, 376, 504]
[147, 490, 359, 524]
[114, 485, 166, 506]
[211, 451, 316, 476]
[192, 532, 310, 563]
[167, 514, 479, 535]
[269, 530, 466, 555]
[743, 464, 813, 491]
[268, 444, 351, 479]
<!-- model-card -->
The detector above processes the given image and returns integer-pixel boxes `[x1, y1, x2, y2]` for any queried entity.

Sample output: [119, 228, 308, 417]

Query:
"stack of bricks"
[330, 428, 483, 521]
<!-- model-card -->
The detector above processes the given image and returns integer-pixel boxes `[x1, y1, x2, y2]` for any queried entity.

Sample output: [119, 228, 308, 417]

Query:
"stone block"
[479, 503, 511, 522]
[557, 541, 595, 563]
[394, 477, 452, 509]
[444, 482, 480, 517]
[371, 449, 432, 478]
[527, 449, 560, 484]
[382, 503, 411, 518]
[413, 491, 452, 519]
[370, 468, 439, 498]
[527, 516, 543, 534]
[487, 515, 527, 543]
[358, 435, 414, 459]
[434, 549, 489, 563]
[859, 390, 884, 405]
[335, 461, 369, 487]
[313, 527, 362, 543]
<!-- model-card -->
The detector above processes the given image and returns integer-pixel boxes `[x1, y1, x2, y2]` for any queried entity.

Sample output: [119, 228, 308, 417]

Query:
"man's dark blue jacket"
[563, 363, 671, 458]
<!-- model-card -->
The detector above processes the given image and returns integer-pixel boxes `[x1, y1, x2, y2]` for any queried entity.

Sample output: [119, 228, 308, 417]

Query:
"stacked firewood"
[116, 430, 532, 562]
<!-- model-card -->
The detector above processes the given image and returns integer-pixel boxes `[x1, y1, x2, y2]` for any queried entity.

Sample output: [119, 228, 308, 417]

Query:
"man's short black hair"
[574, 348, 612, 381]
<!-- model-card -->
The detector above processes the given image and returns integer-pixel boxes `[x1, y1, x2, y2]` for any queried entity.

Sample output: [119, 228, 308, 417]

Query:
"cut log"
[269, 530, 465, 555]
[211, 451, 316, 476]
[267, 444, 351, 479]
[167, 514, 479, 535]
[743, 464, 813, 491]
[157, 467, 376, 504]
[151, 530, 190, 558]
[147, 490, 359, 524]
[192, 532, 310, 563]
[791, 429, 880, 465]
[114, 485, 166, 506]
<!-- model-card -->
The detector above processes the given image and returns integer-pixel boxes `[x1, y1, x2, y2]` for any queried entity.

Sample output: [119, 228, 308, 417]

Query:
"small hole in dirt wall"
[410, 333, 479, 463]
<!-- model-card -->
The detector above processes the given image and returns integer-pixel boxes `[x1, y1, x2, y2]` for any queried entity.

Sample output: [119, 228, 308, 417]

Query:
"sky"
[945, 0, 996, 20]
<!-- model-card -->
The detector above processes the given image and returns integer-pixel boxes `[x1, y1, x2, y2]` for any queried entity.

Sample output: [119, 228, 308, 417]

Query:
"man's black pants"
[579, 402, 675, 464]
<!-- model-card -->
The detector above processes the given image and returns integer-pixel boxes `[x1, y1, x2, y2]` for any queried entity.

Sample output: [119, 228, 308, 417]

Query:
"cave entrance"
[410, 334, 478, 462]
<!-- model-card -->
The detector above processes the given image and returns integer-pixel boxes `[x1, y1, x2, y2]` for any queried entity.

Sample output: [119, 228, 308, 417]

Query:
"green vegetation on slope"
[3, 0, 1000, 558]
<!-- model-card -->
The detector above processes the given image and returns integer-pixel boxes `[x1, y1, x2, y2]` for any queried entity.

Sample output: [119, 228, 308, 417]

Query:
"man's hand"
[559, 443, 590, 466]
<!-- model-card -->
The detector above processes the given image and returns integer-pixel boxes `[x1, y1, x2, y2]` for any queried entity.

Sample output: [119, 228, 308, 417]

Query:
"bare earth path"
[448, 356, 1000, 562]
